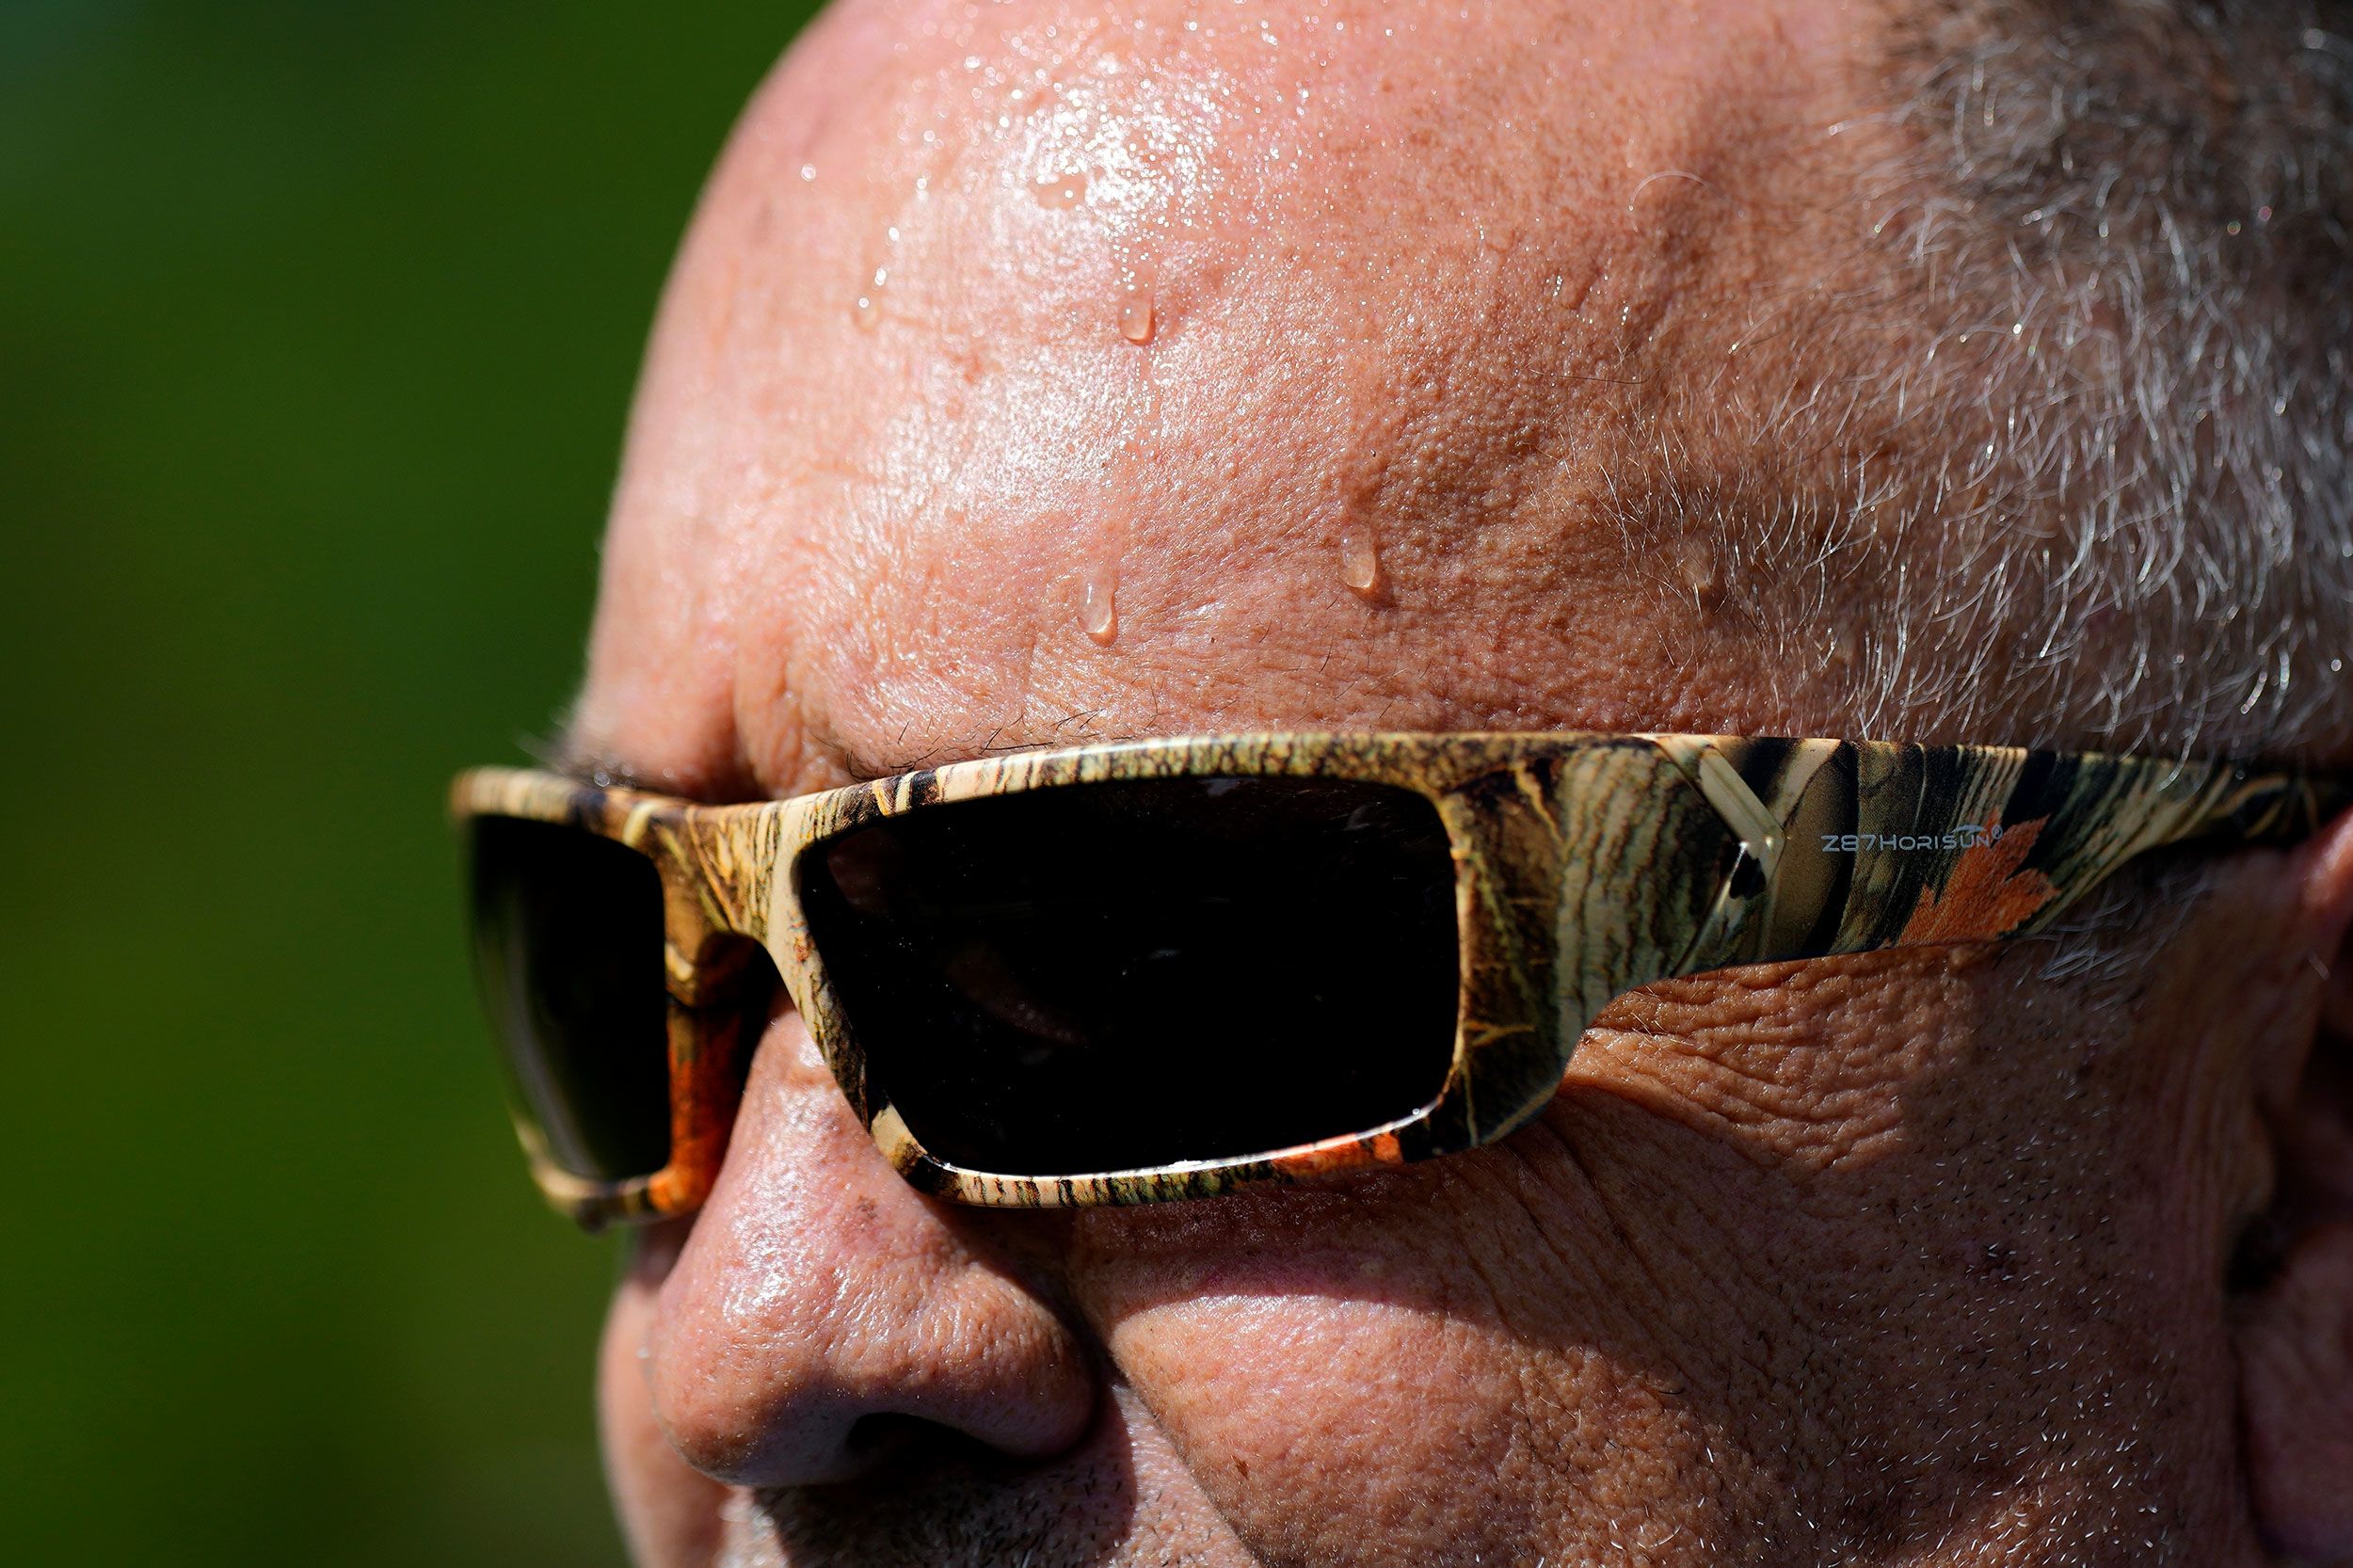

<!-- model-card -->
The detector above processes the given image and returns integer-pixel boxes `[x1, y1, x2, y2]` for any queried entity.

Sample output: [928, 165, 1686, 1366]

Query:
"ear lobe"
[2238, 807, 2353, 1559]
[2240, 1222, 2353, 1560]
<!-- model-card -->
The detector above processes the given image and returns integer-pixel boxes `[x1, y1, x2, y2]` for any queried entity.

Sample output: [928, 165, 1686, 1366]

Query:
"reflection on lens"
[799, 776, 1459, 1175]
[469, 817, 671, 1181]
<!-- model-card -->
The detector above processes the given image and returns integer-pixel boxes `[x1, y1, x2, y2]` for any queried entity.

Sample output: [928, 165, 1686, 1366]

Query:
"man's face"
[568, 1, 2332, 1561]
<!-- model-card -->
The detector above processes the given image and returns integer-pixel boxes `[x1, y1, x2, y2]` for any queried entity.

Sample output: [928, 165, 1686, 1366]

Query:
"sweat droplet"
[1080, 565, 1118, 643]
[1117, 290, 1156, 344]
[852, 261, 889, 329]
[1675, 536, 1719, 607]
[1338, 529, 1380, 595]
[1032, 170, 1089, 209]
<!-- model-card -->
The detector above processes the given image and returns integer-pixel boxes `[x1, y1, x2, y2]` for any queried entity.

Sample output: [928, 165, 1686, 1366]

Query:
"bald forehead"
[576, 0, 1897, 795]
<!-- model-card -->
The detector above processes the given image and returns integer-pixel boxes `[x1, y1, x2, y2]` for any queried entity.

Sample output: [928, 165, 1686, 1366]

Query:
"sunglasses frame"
[453, 731, 2348, 1226]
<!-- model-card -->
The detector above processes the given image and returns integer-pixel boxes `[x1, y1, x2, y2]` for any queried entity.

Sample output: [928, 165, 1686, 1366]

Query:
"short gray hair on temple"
[1905, 0, 2353, 755]
[1652, 1, 2353, 764]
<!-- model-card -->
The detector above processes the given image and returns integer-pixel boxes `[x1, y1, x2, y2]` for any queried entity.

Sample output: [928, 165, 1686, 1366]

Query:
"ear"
[2238, 807, 2353, 1561]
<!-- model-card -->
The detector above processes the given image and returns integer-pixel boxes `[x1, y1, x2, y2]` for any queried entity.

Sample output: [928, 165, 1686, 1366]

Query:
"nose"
[635, 1012, 1100, 1487]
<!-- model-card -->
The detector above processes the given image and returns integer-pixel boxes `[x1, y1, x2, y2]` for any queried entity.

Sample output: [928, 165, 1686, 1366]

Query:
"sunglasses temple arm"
[1669, 748, 2353, 973]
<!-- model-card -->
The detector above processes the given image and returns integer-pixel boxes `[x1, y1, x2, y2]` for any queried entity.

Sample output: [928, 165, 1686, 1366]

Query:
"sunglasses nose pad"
[724, 927, 788, 1022]
[678, 934, 786, 1151]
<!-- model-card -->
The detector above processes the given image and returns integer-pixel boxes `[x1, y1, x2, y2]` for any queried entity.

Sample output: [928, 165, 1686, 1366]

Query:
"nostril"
[831, 1412, 1048, 1483]
[840, 1412, 931, 1470]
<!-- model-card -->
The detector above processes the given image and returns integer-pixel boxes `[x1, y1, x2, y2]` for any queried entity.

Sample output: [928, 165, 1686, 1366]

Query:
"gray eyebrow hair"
[536, 711, 1141, 799]
[534, 729, 650, 793]
[531, 724, 752, 802]
[522, 725, 591, 782]
[843, 708, 1140, 782]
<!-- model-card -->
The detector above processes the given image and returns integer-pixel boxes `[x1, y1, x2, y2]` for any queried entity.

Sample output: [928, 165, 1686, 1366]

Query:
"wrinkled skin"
[566, 1, 2353, 1562]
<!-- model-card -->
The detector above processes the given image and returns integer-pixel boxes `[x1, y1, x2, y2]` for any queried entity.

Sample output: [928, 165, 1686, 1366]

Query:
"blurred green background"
[1, 3, 819, 1561]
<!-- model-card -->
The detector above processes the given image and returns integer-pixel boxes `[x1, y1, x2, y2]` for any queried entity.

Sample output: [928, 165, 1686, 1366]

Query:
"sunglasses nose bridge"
[628, 811, 808, 1221]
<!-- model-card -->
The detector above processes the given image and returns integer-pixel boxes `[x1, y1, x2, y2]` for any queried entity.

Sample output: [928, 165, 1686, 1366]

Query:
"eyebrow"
[536, 731, 648, 793]
[538, 711, 1141, 801]
[534, 725, 761, 803]
[831, 707, 1145, 782]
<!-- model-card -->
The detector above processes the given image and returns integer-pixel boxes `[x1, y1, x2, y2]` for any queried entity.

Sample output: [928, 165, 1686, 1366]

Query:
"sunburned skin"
[573, 0, 1899, 805]
[565, 1, 2353, 1563]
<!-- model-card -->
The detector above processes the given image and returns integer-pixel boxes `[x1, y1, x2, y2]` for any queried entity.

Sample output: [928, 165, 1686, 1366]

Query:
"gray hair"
[1658, 0, 2353, 765]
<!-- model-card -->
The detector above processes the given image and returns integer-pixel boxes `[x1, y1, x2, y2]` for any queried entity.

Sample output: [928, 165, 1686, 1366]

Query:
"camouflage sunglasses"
[451, 732, 2347, 1227]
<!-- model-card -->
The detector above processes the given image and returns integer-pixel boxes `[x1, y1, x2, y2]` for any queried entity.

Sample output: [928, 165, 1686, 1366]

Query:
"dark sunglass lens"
[800, 776, 1459, 1176]
[469, 818, 671, 1181]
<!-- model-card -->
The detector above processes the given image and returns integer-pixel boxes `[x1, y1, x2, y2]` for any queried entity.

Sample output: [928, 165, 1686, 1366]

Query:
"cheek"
[1102, 1289, 1535, 1548]
[599, 1240, 730, 1568]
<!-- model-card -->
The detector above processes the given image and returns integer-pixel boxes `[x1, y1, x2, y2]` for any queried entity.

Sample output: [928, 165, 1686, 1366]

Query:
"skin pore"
[566, 1, 2353, 1562]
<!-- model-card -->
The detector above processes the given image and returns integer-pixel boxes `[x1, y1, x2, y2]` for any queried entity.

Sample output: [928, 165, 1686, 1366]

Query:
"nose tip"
[639, 1016, 1098, 1489]
[649, 1288, 1094, 1487]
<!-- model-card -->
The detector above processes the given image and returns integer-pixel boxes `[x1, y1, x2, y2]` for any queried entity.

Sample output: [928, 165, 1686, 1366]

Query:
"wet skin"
[568, 1, 2353, 1562]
